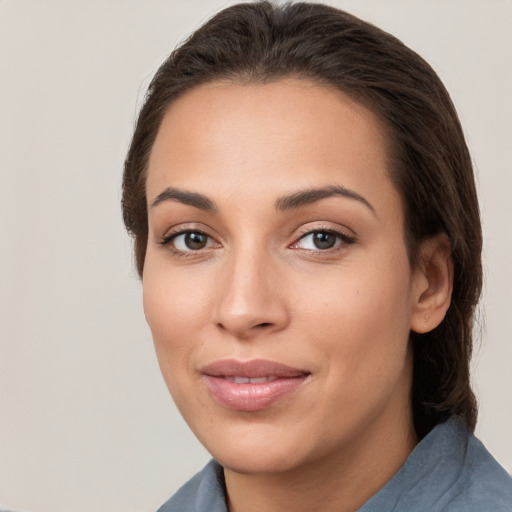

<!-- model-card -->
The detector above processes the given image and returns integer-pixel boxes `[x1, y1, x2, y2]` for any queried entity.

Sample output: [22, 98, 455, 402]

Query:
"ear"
[410, 234, 453, 334]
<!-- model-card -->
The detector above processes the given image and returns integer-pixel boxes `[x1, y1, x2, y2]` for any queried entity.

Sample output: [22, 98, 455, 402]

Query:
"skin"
[143, 80, 452, 512]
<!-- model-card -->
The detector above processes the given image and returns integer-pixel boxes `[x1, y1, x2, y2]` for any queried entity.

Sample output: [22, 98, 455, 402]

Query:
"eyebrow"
[150, 184, 375, 215]
[150, 187, 218, 212]
[274, 185, 375, 214]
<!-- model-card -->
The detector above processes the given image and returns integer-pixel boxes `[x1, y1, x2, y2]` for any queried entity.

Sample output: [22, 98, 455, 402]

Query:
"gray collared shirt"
[158, 418, 512, 511]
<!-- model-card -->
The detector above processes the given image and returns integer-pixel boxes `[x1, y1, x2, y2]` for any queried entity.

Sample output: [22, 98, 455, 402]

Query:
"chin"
[213, 445, 306, 476]
[196, 423, 311, 475]
[171, 405, 293, 474]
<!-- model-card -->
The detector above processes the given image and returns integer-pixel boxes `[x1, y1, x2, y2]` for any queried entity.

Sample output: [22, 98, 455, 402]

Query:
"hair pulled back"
[122, 1, 482, 437]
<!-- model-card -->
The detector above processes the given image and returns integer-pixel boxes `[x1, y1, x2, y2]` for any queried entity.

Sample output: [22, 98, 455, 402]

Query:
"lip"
[200, 359, 310, 411]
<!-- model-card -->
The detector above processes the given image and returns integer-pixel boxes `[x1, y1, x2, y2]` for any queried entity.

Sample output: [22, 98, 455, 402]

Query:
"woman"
[122, 2, 512, 511]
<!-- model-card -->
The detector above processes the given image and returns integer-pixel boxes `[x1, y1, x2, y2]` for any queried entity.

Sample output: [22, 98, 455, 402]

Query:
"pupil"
[313, 232, 336, 249]
[185, 232, 207, 250]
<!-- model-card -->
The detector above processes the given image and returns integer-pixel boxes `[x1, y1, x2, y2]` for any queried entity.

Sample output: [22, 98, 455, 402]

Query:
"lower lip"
[203, 375, 308, 411]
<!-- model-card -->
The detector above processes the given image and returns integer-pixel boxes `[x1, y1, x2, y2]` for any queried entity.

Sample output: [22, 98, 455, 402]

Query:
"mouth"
[200, 359, 310, 411]
[224, 376, 279, 383]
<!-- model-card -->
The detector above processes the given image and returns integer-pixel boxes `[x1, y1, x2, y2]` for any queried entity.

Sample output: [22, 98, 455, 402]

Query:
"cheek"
[143, 252, 213, 330]
[296, 250, 413, 380]
[142, 258, 213, 383]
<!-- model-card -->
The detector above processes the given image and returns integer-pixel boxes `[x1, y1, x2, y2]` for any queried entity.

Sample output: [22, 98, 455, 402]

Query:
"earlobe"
[410, 234, 453, 334]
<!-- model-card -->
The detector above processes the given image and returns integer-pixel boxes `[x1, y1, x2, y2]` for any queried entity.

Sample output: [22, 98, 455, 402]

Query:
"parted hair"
[122, 1, 482, 438]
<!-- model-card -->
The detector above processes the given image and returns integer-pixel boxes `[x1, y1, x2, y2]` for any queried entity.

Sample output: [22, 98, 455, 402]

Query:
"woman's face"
[143, 80, 425, 475]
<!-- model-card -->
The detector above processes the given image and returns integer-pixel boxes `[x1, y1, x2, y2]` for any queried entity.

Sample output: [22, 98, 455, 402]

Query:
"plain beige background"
[1, 1, 510, 511]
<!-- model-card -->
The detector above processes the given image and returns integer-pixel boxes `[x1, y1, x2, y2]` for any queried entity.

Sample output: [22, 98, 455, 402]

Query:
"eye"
[293, 229, 354, 251]
[162, 230, 217, 253]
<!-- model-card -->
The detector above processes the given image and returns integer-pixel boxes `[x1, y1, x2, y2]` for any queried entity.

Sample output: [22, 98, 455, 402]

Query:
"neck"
[224, 369, 418, 512]
[225, 415, 417, 512]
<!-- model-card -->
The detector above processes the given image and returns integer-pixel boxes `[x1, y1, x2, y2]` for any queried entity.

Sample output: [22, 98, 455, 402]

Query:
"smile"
[224, 376, 279, 383]
[200, 359, 310, 411]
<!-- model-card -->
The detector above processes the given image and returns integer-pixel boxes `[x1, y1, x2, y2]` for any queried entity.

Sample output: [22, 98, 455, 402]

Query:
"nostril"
[257, 322, 272, 328]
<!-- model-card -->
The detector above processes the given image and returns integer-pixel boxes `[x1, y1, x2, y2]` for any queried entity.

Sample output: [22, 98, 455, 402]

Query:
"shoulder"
[432, 419, 512, 510]
[157, 460, 228, 512]
[456, 429, 512, 511]
[360, 418, 512, 512]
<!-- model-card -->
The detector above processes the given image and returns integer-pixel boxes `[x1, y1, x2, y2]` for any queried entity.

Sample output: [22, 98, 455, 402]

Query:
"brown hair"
[122, 1, 482, 438]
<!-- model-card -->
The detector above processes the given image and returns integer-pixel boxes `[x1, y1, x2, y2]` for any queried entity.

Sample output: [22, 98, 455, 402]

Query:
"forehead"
[146, 79, 397, 216]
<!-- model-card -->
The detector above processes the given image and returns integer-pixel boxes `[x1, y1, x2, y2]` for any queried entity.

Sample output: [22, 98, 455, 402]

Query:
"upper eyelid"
[296, 226, 348, 236]
[293, 230, 354, 245]
[169, 230, 210, 241]
[159, 229, 220, 258]
[293, 223, 356, 240]
[290, 222, 358, 248]
[159, 223, 216, 242]
[157, 222, 356, 247]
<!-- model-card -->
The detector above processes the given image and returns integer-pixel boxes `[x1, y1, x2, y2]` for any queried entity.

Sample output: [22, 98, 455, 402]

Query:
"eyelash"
[158, 226, 356, 258]
[158, 229, 216, 259]
[292, 226, 356, 253]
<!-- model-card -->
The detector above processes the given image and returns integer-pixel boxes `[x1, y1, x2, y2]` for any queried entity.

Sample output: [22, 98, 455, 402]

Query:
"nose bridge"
[214, 240, 288, 338]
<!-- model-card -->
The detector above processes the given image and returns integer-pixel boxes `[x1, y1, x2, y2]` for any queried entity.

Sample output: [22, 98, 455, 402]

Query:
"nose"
[213, 249, 289, 340]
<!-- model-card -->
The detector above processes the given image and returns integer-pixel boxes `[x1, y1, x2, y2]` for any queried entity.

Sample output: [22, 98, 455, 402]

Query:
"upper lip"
[200, 359, 309, 379]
